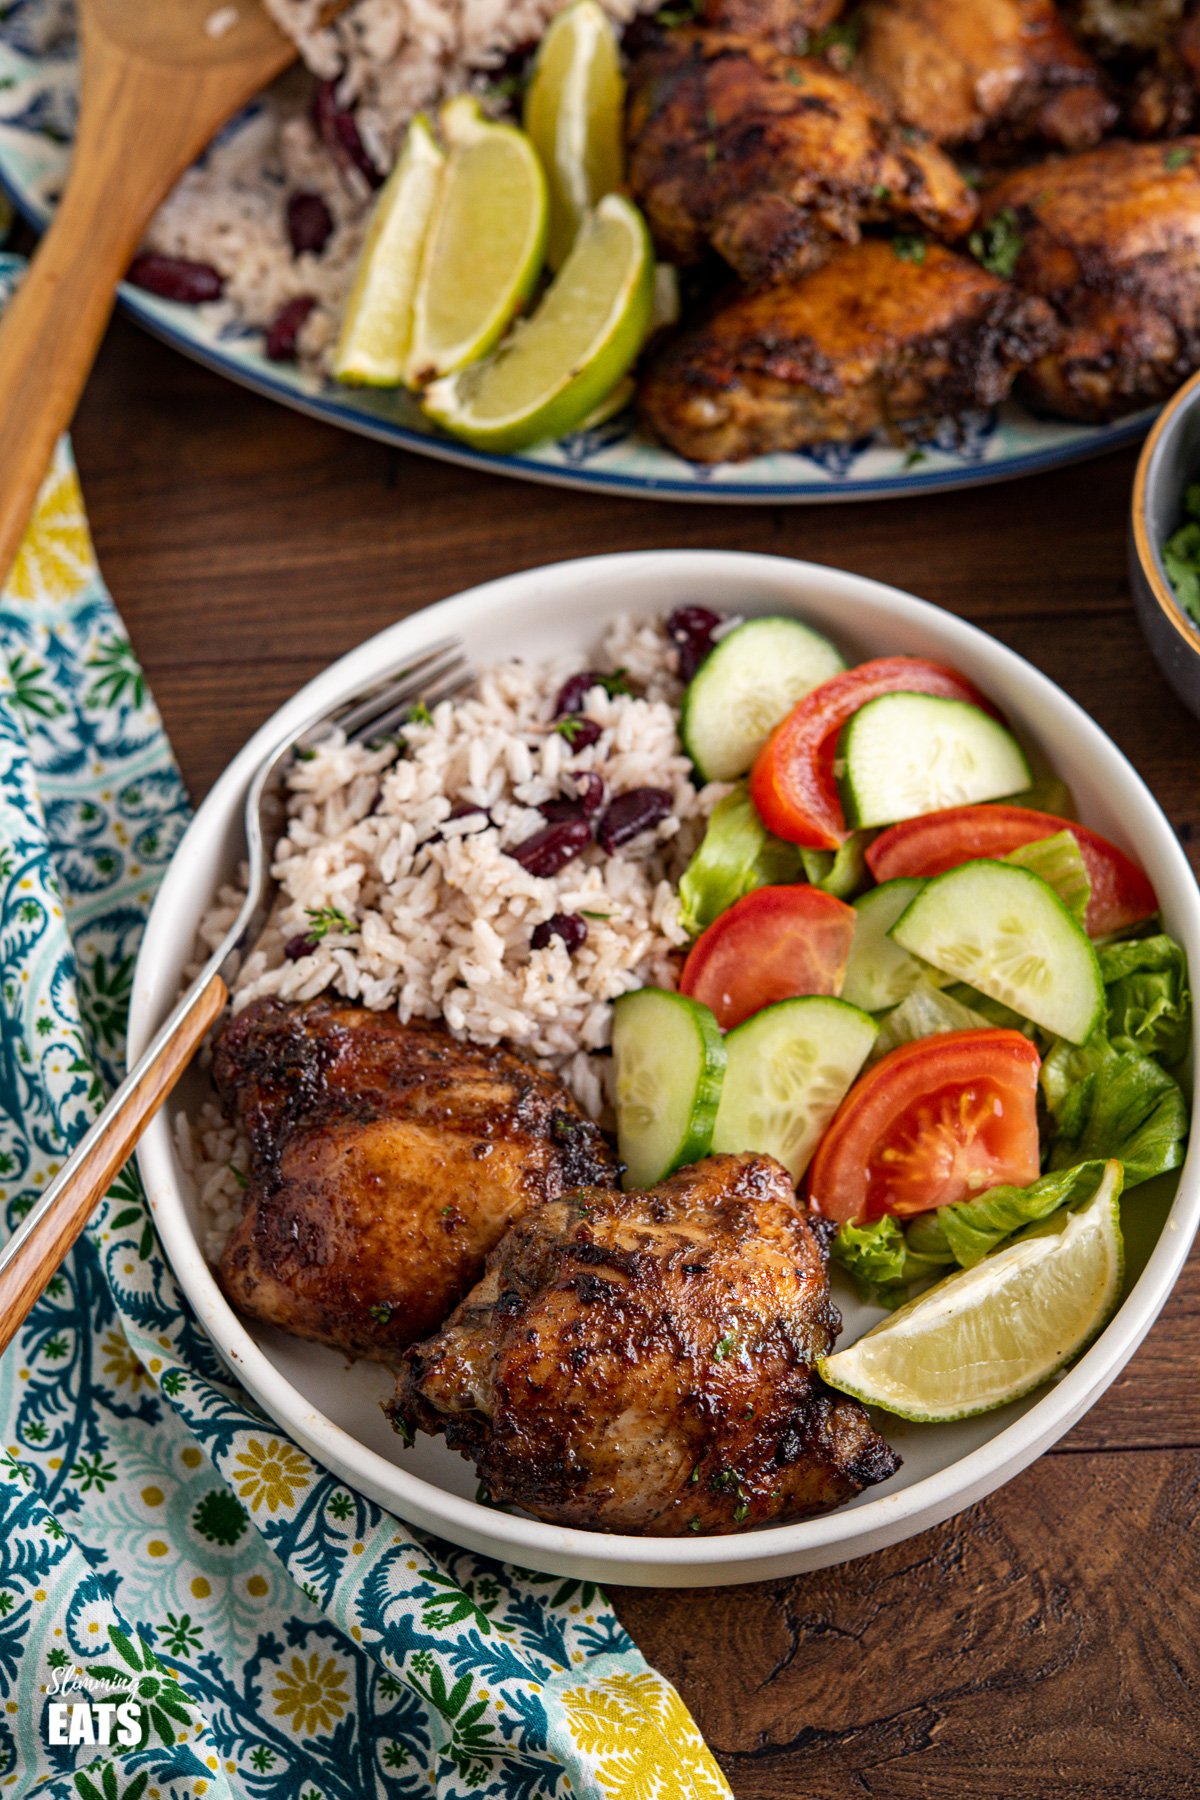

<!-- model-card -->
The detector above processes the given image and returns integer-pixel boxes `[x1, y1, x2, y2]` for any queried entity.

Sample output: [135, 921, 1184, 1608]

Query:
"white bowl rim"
[131, 548, 1200, 1580]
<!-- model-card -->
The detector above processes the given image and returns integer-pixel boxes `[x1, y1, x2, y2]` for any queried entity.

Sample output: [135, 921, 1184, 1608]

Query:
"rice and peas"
[181, 614, 728, 1260]
[142, 0, 658, 367]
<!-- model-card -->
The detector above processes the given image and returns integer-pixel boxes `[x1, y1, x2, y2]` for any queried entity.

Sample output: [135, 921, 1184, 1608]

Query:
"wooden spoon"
[0, 0, 306, 584]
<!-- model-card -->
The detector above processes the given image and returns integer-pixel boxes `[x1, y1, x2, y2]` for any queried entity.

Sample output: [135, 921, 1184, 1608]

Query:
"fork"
[0, 638, 471, 1355]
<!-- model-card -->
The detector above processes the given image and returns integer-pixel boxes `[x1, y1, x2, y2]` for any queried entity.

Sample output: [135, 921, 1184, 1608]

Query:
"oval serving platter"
[0, 2, 1157, 503]
[129, 550, 1200, 1586]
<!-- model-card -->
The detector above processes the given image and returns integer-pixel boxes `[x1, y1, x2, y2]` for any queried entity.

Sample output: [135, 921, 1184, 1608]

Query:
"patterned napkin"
[0, 260, 731, 1799]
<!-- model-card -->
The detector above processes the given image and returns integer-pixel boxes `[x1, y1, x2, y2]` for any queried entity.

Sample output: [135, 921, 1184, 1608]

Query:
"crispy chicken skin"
[212, 997, 617, 1361]
[1130, 6, 1200, 136]
[981, 138, 1200, 420]
[700, 0, 844, 48]
[390, 1153, 899, 1535]
[638, 239, 1058, 462]
[625, 30, 977, 284]
[857, 0, 1116, 151]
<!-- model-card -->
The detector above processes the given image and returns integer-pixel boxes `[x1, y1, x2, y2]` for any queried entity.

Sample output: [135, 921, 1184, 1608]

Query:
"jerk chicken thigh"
[857, 0, 1116, 151]
[625, 28, 977, 284]
[980, 136, 1200, 419]
[638, 239, 1058, 462]
[699, 0, 845, 47]
[391, 1153, 899, 1534]
[213, 997, 617, 1360]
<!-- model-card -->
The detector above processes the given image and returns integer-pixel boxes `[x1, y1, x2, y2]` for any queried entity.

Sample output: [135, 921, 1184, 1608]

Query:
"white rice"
[185, 615, 726, 1261]
[145, 0, 659, 367]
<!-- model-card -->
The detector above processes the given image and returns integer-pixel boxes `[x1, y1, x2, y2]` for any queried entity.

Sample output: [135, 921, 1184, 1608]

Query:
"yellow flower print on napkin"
[562, 1668, 731, 1800]
[4, 439, 94, 605]
[231, 1436, 311, 1513]
[272, 1650, 350, 1736]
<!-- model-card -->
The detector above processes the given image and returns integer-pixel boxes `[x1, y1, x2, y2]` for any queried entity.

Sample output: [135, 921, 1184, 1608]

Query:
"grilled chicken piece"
[390, 1153, 899, 1535]
[700, 0, 844, 48]
[212, 997, 617, 1361]
[625, 30, 977, 284]
[638, 239, 1058, 463]
[857, 0, 1116, 151]
[980, 138, 1200, 420]
[1130, 6, 1200, 135]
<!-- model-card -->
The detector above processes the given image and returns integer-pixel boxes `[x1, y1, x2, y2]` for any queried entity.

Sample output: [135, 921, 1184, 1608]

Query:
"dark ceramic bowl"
[1130, 367, 1200, 719]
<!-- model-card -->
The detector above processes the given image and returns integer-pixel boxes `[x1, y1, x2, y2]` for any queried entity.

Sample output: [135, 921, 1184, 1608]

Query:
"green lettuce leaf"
[799, 831, 873, 900]
[678, 783, 802, 936]
[905, 1159, 1117, 1269]
[1099, 933, 1191, 1065]
[829, 1214, 948, 1309]
[1004, 830, 1091, 928]
[1042, 1034, 1189, 1187]
[870, 980, 992, 1061]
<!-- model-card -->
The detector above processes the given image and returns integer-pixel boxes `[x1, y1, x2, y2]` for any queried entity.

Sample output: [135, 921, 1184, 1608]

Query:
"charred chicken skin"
[699, 0, 845, 48]
[390, 1153, 899, 1535]
[857, 0, 1116, 151]
[213, 997, 617, 1361]
[638, 239, 1058, 462]
[981, 137, 1200, 420]
[625, 29, 977, 284]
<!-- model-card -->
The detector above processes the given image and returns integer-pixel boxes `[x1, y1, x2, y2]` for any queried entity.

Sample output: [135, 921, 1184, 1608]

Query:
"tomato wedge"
[808, 1029, 1041, 1225]
[678, 885, 855, 1030]
[866, 804, 1158, 938]
[749, 657, 995, 850]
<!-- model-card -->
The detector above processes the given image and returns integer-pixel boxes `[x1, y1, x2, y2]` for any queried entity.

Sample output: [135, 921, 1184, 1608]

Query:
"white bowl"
[130, 551, 1200, 1588]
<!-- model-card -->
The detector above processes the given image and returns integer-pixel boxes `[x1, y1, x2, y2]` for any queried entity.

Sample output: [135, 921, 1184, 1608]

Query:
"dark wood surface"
[73, 317, 1199, 1799]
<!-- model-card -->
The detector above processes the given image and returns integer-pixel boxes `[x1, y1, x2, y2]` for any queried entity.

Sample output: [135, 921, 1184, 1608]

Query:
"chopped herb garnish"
[655, 0, 700, 24]
[689, 1464, 701, 1484]
[811, 16, 862, 57]
[1162, 481, 1200, 626]
[598, 668, 632, 698]
[369, 1302, 392, 1325]
[785, 66, 806, 86]
[687, 1516, 704, 1532]
[304, 905, 356, 940]
[892, 234, 927, 265]
[441, 1206, 454, 1217]
[406, 701, 433, 726]
[871, 183, 892, 201]
[227, 1163, 248, 1191]
[554, 715, 591, 744]
[579, 910, 612, 920]
[1165, 145, 1194, 171]
[734, 1500, 750, 1523]
[903, 448, 928, 470]
[711, 1468, 738, 1492]
[705, 138, 717, 169]
[392, 1413, 414, 1448]
[294, 747, 316, 763]
[713, 1328, 740, 1361]
[484, 71, 526, 103]
[968, 207, 1024, 280]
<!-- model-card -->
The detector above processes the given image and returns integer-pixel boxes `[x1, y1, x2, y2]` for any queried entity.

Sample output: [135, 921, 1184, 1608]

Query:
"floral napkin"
[0, 256, 731, 1799]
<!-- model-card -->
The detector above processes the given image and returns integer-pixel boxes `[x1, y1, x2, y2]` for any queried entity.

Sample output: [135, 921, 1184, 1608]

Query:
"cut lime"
[332, 115, 444, 387]
[524, 0, 625, 269]
[406, 96, 547, 388]
[819, 1160, 1124, 1422]
[422, 193, 654, 452]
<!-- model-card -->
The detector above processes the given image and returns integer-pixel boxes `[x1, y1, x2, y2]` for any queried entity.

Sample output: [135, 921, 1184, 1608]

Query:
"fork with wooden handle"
[0, 0, 309, 588]
[0, 633, 471, 1360]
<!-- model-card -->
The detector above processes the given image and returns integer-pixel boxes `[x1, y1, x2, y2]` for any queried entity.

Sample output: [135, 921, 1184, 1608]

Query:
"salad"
[610, 610, 1191, 1423]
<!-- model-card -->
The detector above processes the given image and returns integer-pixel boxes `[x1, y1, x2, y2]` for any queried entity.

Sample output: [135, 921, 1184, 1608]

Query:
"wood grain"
[69, 315, 1200, 1798]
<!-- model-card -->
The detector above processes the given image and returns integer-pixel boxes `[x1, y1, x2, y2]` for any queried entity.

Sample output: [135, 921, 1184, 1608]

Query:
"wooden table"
[73, 316, 1199, 1799]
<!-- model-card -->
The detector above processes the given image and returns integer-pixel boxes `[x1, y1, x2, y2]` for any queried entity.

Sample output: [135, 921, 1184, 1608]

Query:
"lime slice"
[405, 96, 548, 388]
[819, 1161, 1125, 1422]
[524, 0, 625, 269]
[422, 193, 654, 452]
[332, 115, 444, 387]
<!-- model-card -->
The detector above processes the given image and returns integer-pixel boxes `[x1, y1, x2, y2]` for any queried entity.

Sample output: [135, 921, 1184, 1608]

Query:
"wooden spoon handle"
[0, 968, 228, 1358]
[0, 42, 228, 585]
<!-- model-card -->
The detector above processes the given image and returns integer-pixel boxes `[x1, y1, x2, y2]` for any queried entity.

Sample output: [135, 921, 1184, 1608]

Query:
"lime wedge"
[819, 1161, 1125, 1422]
[422, 192, 654, 452]
[406, 96, 547, 388]
[524, 0, 625, 269]
[332, 115, 444, 387]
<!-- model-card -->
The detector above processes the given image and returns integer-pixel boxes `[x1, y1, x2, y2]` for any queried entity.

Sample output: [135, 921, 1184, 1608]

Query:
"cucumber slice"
[711, 996, 877, 1181]
[890, 860, 1105, 1045]
[842, 878, 930, 1012]
[838, 693, 1031, 829]
[612, 987, 726, 1188]
[681, 616, 844, 783]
